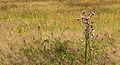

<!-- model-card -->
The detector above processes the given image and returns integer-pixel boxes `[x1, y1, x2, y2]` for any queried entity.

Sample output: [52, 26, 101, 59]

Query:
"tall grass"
[0, 0, 120, 65]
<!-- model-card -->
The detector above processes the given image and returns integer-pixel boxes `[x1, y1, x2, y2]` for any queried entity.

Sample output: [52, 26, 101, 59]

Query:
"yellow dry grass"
[0, 0, 120, 65]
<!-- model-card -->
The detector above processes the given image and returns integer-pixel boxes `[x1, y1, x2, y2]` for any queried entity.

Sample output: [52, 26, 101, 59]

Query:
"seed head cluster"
[77, 10, 98, 63]
[77, 10, 96, 37]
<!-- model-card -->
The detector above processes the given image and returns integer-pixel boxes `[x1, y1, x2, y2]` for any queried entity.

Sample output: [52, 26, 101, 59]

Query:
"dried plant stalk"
[77, 10, 97, 64]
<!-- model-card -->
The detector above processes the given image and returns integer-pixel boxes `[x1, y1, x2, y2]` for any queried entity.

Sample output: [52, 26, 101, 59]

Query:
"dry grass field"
[0, 0, 120, 65]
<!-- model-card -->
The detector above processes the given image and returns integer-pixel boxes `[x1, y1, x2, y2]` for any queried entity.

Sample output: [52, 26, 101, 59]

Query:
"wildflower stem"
[85, 33, 89, 64]
[85, 39, 88, 64]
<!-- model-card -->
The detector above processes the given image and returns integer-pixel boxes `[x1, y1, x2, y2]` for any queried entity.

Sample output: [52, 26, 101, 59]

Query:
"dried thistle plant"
[77, 10, 98, 64]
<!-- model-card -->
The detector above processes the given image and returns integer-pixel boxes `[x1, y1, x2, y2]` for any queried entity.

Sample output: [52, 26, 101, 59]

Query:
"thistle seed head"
[87, 23, 90, 27]
[81, 16, 86, 20]
[81, 39, 83, 42]
[77, 18, 80, 21]
[38, 26, 40, 29]
[85, 28, 88, 33]
[92, 13, 95, 15]
[88, 16, 91, 20]
[92, 28, 94, 31]
[91, 24, 93, 28]
[92, 33, 95, 37]
[77, 48, 80, 51]
[92, 30, 95, 32]
[83, 21, 88, 24]
[89, 10, 95, 16]
[90, 11, 92, 14]
[91, 21, 94, 24]
[85, 28, 87, 31]
[85, 18, 89, 21]
[81, 10, 86, 14]
[88, 13, 91, 16]
[90, 48, 92, 51]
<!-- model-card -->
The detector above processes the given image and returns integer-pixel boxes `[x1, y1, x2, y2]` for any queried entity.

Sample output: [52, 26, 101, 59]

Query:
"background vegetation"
[0, 0, 120, 65]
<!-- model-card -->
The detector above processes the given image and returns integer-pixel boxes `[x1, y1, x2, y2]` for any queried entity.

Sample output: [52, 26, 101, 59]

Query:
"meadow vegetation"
[0, 0, 120, 65]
